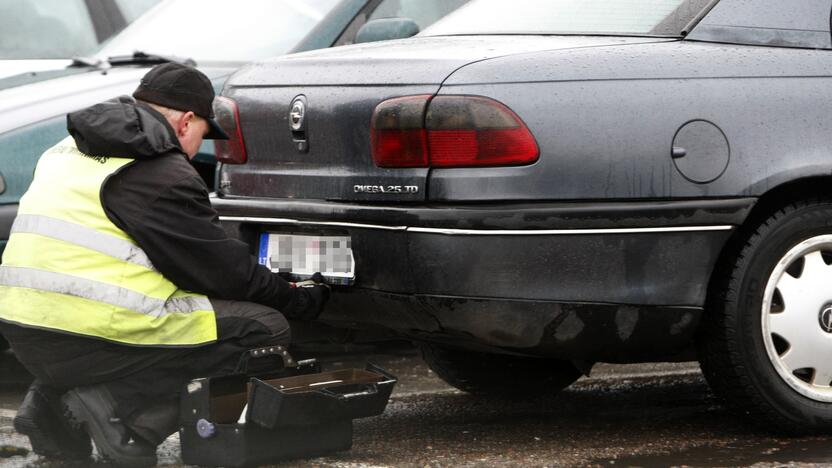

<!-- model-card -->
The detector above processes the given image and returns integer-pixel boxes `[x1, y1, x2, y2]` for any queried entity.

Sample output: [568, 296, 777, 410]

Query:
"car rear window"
[0, 0, 98, 58]
[422, 0, 715, 37]
[367, 0, 470, 31]
[96, 0, 342, 64]
[0, 0, 160, 59]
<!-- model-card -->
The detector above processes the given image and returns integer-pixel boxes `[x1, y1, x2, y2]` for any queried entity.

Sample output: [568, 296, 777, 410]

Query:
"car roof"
[0, 66, 232, 135]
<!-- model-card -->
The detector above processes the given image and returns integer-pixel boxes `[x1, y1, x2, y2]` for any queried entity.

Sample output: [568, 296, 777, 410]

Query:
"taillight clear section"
[426, 96, 539, 167]
[213, 96, 247, 164]
[370, 95, 539, 168]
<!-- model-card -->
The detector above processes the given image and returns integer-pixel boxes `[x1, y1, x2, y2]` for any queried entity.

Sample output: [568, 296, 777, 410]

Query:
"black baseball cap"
[133, 63, 229, 140]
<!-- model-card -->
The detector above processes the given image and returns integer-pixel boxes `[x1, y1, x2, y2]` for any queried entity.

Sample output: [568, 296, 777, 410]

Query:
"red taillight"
[213, 96, 247, 164]
[370, 95, 539, 168]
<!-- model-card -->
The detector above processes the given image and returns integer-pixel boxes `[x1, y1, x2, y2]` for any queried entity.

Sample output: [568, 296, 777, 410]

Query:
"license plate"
[258, 233, 355, 286]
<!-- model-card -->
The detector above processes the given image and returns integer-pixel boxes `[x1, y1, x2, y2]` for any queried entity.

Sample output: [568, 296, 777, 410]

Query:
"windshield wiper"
[69, 50, 196, 70]
[69, 51, 195, 71]
[106, 51, 196, 67]
[70, 55, 109, 69]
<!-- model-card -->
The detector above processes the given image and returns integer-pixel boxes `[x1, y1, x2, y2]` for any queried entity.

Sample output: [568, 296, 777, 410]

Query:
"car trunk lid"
[218, 35, 663, 202]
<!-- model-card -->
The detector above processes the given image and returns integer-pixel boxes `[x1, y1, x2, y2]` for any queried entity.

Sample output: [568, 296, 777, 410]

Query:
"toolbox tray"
[179, 348, 396, 467]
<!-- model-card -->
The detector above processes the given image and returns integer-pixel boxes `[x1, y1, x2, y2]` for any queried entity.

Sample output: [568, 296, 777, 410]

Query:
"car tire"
[699, 199, 832, 434]
[418, 343, 581, 396]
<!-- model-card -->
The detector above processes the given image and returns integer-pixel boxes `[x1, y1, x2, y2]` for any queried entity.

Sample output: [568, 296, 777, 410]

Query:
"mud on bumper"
[215, 196, 754, 361]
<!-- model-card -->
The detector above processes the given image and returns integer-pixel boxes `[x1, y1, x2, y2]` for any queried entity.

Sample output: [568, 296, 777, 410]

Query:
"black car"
[215, 0, 832, 431]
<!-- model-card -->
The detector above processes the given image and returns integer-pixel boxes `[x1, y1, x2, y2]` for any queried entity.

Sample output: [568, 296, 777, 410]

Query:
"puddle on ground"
[597, 438, 832, 467]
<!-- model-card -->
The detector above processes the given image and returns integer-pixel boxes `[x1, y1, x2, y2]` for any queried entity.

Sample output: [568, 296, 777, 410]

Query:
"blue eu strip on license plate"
[259, 233, 355, 286]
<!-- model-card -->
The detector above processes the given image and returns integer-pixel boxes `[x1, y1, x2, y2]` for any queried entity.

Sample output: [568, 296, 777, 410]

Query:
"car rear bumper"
[326, 290, 702, 362]
[215, 196, 754, 359]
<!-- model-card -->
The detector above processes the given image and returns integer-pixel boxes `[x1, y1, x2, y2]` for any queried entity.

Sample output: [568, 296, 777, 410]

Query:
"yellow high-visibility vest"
[0, 138, 217, 346]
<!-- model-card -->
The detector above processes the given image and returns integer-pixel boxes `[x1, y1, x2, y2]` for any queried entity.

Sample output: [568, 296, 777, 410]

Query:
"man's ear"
[176, 111, 196, 137]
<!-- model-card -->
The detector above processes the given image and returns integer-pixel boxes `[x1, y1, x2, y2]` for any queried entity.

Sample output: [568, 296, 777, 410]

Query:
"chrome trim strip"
[219, 216, 734, 235]
[219, 216, 407, 231]
[407, 225, 734, 235]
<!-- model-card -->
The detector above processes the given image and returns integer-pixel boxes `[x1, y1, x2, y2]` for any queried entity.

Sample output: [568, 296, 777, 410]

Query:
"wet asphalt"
[2, 344, 832, 467]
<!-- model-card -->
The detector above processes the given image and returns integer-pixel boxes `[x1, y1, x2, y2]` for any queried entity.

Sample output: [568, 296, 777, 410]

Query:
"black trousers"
[1, 299, 291, 424]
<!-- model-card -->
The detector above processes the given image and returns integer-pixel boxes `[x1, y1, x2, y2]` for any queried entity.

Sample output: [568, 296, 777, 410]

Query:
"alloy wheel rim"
[762, 235, 832, 402]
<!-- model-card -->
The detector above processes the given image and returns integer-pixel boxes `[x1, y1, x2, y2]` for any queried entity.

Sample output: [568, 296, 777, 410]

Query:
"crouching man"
[0, 63, 329, 466]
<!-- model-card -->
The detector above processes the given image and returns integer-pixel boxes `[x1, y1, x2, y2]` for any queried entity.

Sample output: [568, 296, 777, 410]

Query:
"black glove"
[283, 273, 330, 320]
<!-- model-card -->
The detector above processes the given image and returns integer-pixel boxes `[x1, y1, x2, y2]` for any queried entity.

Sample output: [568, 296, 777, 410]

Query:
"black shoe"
[125, 399, 180, 447]
[62, 385, 157, 467]
[13, 381, 92, 459]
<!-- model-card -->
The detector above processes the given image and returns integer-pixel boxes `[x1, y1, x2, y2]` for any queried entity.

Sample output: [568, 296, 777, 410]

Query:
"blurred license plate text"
[259, 233, 355, 285]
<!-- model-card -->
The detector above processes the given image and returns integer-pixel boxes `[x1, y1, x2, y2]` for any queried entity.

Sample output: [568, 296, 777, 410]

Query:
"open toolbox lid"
[182, 345, 397, 430]
[247, 363, 396, 429]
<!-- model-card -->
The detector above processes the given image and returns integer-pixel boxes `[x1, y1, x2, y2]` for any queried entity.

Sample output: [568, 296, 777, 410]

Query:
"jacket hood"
[67, 95, 183, 159]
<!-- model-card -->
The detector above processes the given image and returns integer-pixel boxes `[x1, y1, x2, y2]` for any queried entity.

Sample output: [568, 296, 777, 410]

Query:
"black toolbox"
[179, 345, 396, 467]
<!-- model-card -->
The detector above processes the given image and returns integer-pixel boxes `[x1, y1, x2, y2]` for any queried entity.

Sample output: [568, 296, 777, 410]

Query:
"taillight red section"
[372, 129, 428, 167]
[371, 95, 430, 168]
[213, 96, 247, 164]
[370, 95, 539, 168]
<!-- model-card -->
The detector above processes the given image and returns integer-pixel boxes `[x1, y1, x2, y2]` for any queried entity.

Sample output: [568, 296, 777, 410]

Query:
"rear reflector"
[371, 95, 539, 168]
[213, 96, 247, 164]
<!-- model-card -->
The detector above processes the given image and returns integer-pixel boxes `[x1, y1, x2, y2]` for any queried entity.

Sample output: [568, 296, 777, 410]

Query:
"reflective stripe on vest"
[11, 214, 157, 271]
[0, 138, 217, 346]
[0, 266, 211, 318]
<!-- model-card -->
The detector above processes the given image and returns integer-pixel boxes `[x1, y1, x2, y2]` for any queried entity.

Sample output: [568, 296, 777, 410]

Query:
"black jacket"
[66, 96, 315, 319]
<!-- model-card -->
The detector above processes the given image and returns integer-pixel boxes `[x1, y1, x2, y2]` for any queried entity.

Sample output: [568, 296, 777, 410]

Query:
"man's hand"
[292, 272, 329, 289]
[283, 273, 330, 320]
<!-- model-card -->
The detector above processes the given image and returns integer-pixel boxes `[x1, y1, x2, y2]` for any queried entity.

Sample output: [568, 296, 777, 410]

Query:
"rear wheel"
[699, 199, 832, 433]
[418, 343, 581, 396]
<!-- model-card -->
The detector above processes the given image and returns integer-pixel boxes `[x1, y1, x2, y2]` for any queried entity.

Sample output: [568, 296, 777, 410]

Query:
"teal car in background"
[0, 120, 67, 255]
[0, 0, 469, 258]
[0, 0, 162, 262]
[0, 0, 467, 351]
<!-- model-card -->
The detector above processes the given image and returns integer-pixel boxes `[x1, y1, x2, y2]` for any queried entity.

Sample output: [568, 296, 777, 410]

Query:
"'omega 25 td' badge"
[354, 184, 419, 194]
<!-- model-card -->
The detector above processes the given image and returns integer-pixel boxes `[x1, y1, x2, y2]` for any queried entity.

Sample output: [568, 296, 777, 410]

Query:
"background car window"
[0, 0, 161, 59]
[687, 0, 832, 49]
[422, 0, 709, 36]
[113, 0, 164, 23]
[0, 0, 97, 58]
[97, 0, 341, 64]
[367, 0, 469, 30]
